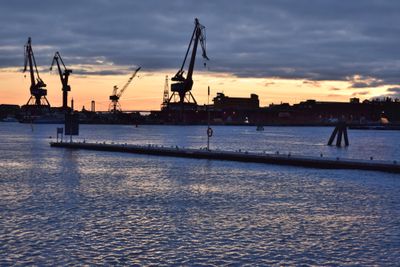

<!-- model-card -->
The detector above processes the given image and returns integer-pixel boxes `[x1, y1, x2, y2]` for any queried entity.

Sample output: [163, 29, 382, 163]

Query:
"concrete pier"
[50, 142, 400, 174]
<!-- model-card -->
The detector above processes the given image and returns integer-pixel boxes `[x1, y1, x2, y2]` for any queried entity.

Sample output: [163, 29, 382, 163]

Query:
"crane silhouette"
[109, 67, 141, 113]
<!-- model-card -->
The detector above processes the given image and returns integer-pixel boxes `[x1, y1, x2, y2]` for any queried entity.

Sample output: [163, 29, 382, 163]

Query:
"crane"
[168, 18, 209, 107]
[50, 51, 72, 111]
[23, 37, 50, 108]
[161, 75, 169, 109]
[109, 67, 141, 113]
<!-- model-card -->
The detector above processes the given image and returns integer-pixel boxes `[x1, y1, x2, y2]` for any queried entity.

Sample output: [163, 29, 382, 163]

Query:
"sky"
[1, 0, 400, 111]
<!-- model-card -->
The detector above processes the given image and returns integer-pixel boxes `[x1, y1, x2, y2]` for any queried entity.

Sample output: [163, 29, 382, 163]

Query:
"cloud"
[372, 87, 400, 100]
[387, 87, 400, 93]
[345, 74, 387, 89]
[264, 81, 275, 87]
[351, 90, 370, 96]
[328, 94, 343, 97]
[2, 0, 400, 87]
[72, 69, 129, 76]
[384, 87, 400, 98]
[303, 80, 320, 87]
[350, 80, 386, 88]
[351, 82, 373, 88]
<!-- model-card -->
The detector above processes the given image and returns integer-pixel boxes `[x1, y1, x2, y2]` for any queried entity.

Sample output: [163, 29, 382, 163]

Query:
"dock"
[50, 142, 400, 174]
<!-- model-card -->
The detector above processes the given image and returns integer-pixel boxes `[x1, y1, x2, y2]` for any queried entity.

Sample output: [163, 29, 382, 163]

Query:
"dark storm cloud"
[2, 0, 400, 84]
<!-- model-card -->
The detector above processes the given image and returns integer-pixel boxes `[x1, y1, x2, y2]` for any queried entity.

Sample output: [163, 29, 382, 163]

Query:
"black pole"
[328, 126, 339, 146]
[207, 86, 211, 151]
[343, 126, 349, 146]
[336, 127, 343, 147]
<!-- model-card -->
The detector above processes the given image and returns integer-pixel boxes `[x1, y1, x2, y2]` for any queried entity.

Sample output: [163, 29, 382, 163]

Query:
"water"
[1, 122, 399, 265]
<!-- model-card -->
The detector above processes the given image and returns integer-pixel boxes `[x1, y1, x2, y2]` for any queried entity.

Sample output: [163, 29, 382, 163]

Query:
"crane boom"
[170, 18, 209, 106]
[109, 66, 141, 113]
[186, 18, 208, 81]
[24, 37, 46, 89]
[117, 67, 141, 97]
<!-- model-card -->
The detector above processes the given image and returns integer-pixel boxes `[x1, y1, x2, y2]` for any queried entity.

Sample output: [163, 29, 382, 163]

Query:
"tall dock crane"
[161, 75, 169, 109]
[109, 67, 141, 113]
[23, 37, 50, 109]
[50, 52, 72, 111]
[168, 18, 209, 109]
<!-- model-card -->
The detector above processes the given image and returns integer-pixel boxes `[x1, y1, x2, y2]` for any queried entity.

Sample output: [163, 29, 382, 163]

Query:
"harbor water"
[1, 123, 399, 265]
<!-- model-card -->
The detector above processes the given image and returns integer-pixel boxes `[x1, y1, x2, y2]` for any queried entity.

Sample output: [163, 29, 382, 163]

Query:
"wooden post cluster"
[328, 121, 349, 147]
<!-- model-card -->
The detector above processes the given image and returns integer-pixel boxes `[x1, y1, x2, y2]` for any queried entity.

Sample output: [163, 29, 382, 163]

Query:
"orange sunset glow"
[0, 67, 390, 111]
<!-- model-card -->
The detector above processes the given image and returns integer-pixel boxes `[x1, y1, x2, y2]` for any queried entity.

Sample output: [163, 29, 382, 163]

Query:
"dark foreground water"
[0, 123, 399, 265]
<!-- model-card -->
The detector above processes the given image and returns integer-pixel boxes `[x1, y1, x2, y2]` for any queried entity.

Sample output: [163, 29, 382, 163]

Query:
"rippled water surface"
[1, 123, 400, 265]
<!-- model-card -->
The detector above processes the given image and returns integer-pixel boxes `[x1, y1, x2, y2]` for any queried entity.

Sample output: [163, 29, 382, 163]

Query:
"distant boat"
[256, 125, 264, 131]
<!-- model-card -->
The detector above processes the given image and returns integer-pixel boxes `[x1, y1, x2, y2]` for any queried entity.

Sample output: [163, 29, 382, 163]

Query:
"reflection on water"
[0, 123, 399, 265]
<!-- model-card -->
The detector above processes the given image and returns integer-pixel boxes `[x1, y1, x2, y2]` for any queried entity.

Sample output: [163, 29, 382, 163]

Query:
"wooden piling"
[328, 127, 339, 146]
[343, 126, 349, 146]
[328, 122, 349, 147]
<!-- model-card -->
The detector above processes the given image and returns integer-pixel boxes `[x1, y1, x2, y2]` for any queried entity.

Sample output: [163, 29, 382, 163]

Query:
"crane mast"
[23, 37, 50, 109]
[161, 75, 169, 109]
[50, 51, 72, 110]
[168, 18, 209, 107]
[109, 67, 141, 113]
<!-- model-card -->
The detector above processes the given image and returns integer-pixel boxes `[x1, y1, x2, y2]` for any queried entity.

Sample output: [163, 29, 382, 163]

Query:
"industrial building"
[213, 93, 259, 111]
